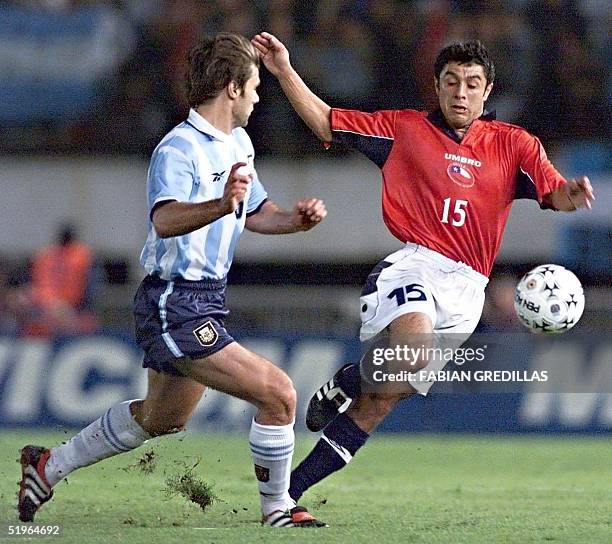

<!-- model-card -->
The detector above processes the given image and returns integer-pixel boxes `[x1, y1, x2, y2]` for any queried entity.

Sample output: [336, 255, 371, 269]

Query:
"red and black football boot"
[18, 445, 54, 522]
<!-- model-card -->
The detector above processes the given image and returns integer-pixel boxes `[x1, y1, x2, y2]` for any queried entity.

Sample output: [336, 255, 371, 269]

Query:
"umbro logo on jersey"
[444, 153, 482, 167]
[211, 171, 225, 183]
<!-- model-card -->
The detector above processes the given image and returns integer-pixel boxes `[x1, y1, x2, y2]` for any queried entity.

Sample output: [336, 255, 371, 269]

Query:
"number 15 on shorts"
[441, 198, 468, 227]
[388, 284, 427, 306]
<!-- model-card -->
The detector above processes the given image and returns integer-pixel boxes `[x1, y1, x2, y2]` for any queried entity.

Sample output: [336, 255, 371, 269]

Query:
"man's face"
[435, 62, 493, 131]
[233, 65, 260, 128]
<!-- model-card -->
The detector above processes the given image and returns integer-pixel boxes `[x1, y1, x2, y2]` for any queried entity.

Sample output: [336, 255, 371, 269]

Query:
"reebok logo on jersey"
[211, 171, 225, 183]
[193, 321, 218, 347]
[444, 153, 482, 167]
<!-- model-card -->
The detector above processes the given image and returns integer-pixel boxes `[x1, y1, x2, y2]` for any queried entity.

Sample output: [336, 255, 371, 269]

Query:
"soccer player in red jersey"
[251, 32, 595, 503]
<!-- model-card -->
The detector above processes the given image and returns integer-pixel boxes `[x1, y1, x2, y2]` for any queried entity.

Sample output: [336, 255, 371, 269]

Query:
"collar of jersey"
[427, 108, 496, 143]
[186, 108, 230, 142]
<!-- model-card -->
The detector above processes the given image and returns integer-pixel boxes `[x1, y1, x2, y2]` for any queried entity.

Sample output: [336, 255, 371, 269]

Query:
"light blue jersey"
[140, 109, 268, 281]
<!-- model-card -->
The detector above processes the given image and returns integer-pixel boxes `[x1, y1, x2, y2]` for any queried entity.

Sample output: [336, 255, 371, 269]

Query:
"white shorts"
[359, 243, 488, 394]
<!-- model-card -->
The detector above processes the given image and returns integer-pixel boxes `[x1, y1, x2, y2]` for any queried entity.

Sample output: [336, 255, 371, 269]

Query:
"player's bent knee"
[260, 371, 296, 420]
[271, 377, 297, 413]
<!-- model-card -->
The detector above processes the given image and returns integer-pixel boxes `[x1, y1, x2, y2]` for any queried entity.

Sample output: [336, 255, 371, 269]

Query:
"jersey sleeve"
[330, 108, 397, 168]
[246, 169, 268, 215]
[513, 130, 567, 208]
[147, 146, 194, 213]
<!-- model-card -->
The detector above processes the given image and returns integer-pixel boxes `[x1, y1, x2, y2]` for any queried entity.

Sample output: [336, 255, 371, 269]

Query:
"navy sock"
[289, 413, 369, 502]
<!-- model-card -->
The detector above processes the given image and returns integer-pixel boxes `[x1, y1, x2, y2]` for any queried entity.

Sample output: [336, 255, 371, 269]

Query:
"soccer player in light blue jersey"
[18, 33, 327, 528]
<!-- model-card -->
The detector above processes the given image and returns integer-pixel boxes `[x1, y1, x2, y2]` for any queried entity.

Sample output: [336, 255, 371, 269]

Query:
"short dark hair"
[186, 32, 260, 108]
[434, 40, 495, 86]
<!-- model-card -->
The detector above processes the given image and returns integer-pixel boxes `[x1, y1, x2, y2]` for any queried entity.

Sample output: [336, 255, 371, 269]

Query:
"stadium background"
[0, 1, 610, 538]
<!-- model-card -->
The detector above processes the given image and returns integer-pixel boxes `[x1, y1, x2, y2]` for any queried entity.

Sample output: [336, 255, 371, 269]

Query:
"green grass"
[1, 431, 611, 543]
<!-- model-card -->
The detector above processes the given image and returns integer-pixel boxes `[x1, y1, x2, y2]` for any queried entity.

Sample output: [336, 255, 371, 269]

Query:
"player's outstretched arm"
[546, 176, 595, 212]
[245, 199, 327, 234]
[152, 163, 251, 238]
[252, 32, 332, 142]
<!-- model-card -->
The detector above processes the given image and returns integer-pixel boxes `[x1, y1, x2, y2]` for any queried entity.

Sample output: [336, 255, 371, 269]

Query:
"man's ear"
[483, 82, 493, 101]
[227, 81, 241, 99]
[434, 77, 440, 97]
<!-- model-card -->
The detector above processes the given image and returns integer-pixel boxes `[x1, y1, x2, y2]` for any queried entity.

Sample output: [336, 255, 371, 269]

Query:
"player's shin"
[44, 400, 150, 487]
[249, 418, 295, 515]
[289, 412, 369, 502]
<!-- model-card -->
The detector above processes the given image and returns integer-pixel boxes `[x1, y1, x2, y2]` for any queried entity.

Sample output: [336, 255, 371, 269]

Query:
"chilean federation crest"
[447, 162, 475, 188]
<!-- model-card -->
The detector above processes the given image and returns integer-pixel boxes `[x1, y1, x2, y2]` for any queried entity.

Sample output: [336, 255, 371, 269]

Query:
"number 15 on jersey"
[441, 198, 468, 227]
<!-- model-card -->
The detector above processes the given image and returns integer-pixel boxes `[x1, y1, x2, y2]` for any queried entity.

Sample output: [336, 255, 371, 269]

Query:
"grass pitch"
[1, 430, 610, 543]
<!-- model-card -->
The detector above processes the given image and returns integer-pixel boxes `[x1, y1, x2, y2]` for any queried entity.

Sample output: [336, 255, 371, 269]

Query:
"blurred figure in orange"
[17, 224, 98, 337]
[0, 259, 19, 335]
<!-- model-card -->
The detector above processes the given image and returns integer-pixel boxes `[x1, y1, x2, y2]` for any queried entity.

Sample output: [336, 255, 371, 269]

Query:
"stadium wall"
[3, 157, 607, 264]
[0, 332, 610, 434]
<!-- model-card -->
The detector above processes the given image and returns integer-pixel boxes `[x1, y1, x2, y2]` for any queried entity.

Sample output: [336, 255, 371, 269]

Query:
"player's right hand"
[221, 162, 251, 214]
[251, 32, 291, 77]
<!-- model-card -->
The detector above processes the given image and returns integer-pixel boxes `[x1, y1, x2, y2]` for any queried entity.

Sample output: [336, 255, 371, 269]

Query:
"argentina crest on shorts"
[193, 321, 219, 347]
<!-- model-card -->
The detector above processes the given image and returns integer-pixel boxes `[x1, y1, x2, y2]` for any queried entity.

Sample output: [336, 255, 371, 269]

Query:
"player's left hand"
[566, 176, 594, 210]
[293, 198, 327, 230]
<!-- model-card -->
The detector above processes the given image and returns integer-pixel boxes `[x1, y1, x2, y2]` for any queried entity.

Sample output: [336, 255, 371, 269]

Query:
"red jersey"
[330, 108, 567, 276]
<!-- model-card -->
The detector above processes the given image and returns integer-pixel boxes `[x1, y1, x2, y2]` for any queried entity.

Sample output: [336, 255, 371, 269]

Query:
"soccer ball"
[514, 264, 585, 334]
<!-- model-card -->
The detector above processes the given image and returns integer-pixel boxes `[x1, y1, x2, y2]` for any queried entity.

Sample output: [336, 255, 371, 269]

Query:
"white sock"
[45, 400, 150, 487]
[249, 418, 295, 516]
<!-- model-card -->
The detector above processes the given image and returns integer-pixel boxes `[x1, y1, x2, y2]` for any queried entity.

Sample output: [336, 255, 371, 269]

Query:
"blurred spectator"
[298, 3, 376, 110]
[413, 0, 452, 110]
[521, 0, 608, 141]
[216, 0, 259, 35]
[10, 224, 99, 337]
[249, 0, 320, 155]
[0, 259, 19, 335]
[366, 0, 423, 110]
[444, 2, 537, 123]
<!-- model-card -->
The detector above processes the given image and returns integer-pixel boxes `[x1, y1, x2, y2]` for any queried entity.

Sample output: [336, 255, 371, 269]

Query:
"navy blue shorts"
[133, 275, 235, 376]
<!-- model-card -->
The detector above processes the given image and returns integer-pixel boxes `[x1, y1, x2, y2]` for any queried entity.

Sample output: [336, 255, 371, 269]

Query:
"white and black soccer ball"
[514, 264, 585, 334]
